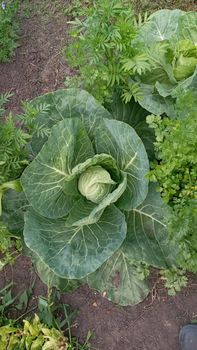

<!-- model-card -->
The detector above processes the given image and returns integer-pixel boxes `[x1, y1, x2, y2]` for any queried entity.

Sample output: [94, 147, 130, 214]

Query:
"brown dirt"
[132, 0, 197, 13]
[0, 0, 75, 113]
[1, 255, 197, 350]
[1, 1, 197, 349]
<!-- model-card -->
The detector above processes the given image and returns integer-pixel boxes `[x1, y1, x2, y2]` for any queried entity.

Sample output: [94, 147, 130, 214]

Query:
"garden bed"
[0, 1, 197, 349]
[1, 256, 197, 349]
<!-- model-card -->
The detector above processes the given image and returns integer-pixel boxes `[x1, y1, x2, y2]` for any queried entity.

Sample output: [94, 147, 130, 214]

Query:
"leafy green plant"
[0, 94, 51, 217]
[0, 221, 22, 270]
[65, 0, 148, 103]
[0, 93, 30, 221]
[124, 10, 197, 116]
[147, 89, 197, 273]
[66, 5, 197, 116]
[0, 94, 29, 185]
[0, 92, 11, 114]
[147, 114, 196, 205]
[1, 89, 178, 306]
[0, 314, 70, 350]
[0, 0, 21, 62]
[0, 282, 18, 325]
[160, 268, 187, 296]
[0, 280, 35, 326]
[18, 99, 51, 137]
[0, 284, 91, 350]
[37, 290, 92, 350]
[168, 201, 197, 273]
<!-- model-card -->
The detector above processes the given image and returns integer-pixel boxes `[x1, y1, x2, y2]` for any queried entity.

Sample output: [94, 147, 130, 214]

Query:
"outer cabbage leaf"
[110, 96, 155, 159]
[123, 183, 177, 268]
[95, 119, 149, 210]
[155, 82, 175, 98]
[138, 9, 184, 45]
[137, 68, 197, 117]
[138, 84, 176, 117]
[176, 12, 197, 44]
[24, 205, 127, 279]
[30, 89, 111, 155]
[86, 249, 149, 306]
[86, 183, 177, 305]
[1, 189, 29, 235]
[21, 118, 94, 219]
[29, 250, 81, 293]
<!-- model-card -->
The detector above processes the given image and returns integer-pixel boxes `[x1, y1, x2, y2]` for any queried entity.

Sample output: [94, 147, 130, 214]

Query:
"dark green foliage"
[65, 0, 148, 103]
[66, 6, 197, 118]
[160, 268, 187, 296]
[0, 221, 22, 270]
[147, 90, 197, 272]
[168, 201, 197, 272]
[0, 94, 50, 185]
[147, 114, 196, 205]
[0, 94, 29, 269]
[0, 281, 35, 326]
[0, 0, 21, 62]
[0, 115, 29, 184]
[0, 94, 30, 184]
[18, 100, 51, 138]
[0, 94, 54, 272]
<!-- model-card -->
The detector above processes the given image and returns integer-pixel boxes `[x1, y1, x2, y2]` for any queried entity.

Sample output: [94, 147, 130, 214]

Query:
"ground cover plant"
[148, 88, 197, 274]
[0, 0, 21, 62]
[0, 93, 29, 189]
[0, 93, 27, 270]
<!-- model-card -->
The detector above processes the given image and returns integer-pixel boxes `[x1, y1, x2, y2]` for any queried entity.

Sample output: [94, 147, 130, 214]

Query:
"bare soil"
[0, 0, 75, 113]
[0, 1, 197, 349]
[1, 255, 197, 350]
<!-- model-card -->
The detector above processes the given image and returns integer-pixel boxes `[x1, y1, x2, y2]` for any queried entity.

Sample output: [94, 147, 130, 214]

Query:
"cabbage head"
[2, 89, 176, 305]
[78, 165, 116, 203]
[172, 40, 197, 81]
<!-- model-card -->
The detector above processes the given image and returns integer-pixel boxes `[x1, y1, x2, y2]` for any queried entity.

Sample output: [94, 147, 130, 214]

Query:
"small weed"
[0, 221, 22, 270]
[0, 280, 35, 325]
[160, 269, 188, 296]
[0, 283, 92, 349]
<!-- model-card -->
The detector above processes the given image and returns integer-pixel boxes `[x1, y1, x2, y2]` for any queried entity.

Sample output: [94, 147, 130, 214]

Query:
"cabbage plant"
[124, 10, 197, 117]
[1, 89, 176, 305]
